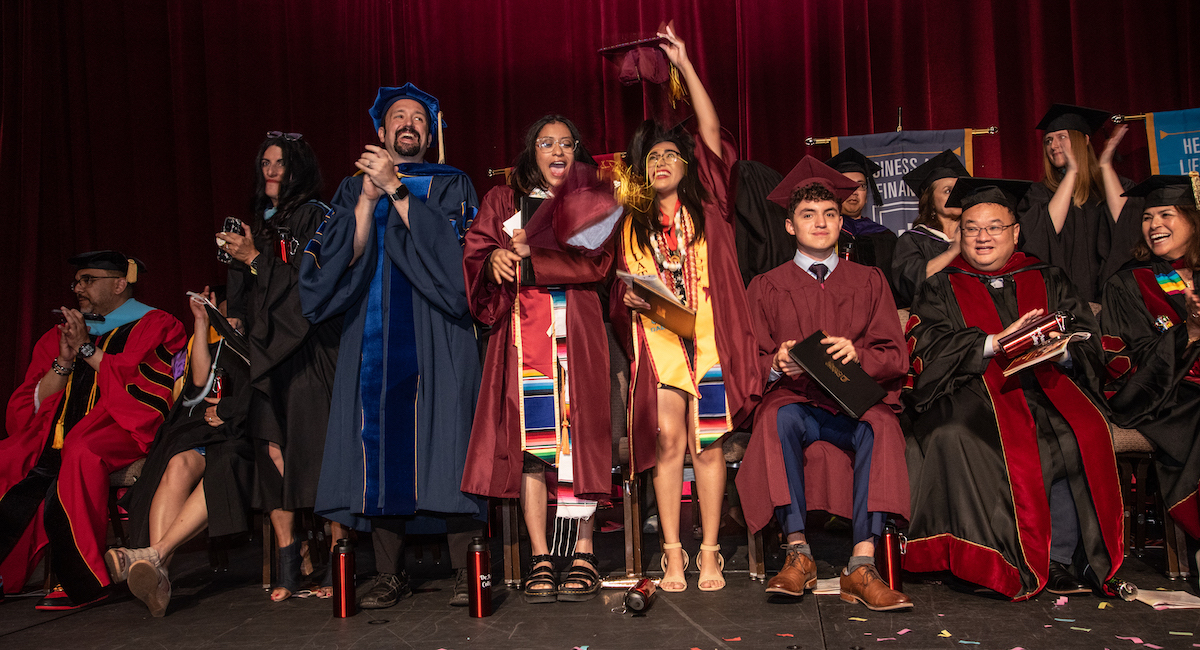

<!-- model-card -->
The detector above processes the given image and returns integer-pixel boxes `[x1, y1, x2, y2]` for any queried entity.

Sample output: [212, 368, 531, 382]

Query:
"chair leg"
[1133, 459, 1150, 552]
[262, 513, 273, 590]
[747, 527, 765, 582]
[1117, 457, 1134, 555]
[502, 499, 521, 588]
[624, 472, 642, 577]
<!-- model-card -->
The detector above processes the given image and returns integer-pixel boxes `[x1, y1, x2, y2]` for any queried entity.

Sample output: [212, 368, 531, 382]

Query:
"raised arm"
[1097, 124, 1130, 222]
[659, 25, 720, 159]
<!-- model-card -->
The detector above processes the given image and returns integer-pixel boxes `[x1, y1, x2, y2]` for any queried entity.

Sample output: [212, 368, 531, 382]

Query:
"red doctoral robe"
[1, 309, 184, 598]
[461, 186, 613, 500]
[737, 259, 911, 534]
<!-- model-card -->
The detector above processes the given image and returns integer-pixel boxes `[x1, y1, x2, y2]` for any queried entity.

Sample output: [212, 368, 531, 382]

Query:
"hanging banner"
[1145, 108, 1200, 175]
[832, 129, 972, 235]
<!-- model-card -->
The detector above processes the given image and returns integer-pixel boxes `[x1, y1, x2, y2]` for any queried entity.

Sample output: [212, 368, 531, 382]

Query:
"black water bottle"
[467, 536, 492, 618]
[332, 538, 357, 618]
[624, 577, 657, 614]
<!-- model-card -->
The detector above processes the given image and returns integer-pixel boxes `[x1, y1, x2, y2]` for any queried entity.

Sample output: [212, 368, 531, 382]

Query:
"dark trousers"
[372, 516, 482, 573]
[773, 403, 885, 545]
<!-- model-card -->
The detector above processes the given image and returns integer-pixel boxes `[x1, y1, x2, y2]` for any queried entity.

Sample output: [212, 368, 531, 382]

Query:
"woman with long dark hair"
[1101, 174, 1200, 540]
[1019, 105, 1141, 303]
[219, 132, 343, 600]
[462, 115, 617, 603]
[891, 150, 970, 308]
[612, 26, 759, 593]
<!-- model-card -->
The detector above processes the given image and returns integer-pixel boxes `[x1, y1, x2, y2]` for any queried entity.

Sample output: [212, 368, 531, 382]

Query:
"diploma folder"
[787, 330, 887, 419]
[617, 270, 696, 339]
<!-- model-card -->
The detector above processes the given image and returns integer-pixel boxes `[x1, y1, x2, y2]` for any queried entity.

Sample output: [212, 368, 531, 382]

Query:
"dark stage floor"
[3, 512, 1198, 650]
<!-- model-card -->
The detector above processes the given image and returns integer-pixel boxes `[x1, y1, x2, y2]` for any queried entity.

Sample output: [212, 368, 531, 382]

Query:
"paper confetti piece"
[722, 638, 741, 642]
[938, 613, 945, 617]
[1099, 601, 1111, 609]
[1117, 637, 1144, 643]
[958, 642, 980, 646]
[1054, 618, 1075, 622]
[1054, 595, 1068, 606]
[1070, 627, 1092, 632]
[1171, 631, 1196, 636]
[1044, 625, 1053, 628]
[776, 634, 794, 637]
[938, 630, 952, 637]
[897, 629, 911, 635]
[877, 639, 896, 642]
[849, 617, 868, 622]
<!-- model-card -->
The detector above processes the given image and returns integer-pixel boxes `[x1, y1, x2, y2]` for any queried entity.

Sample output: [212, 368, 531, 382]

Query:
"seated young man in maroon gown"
[1, 251, 185, 609]
[738, 157, 913, 612]
[903, 178, 1123, 599]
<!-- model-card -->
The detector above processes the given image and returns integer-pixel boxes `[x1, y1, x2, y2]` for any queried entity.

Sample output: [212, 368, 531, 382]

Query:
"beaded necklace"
[648, 204, 697, 305]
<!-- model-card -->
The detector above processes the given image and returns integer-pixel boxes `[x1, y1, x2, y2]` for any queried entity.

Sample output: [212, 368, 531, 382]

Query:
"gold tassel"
[613, 155, 655, 214]
[1189, 171, 1199, 210]
[125, 258, 138, 283]
[668, 64, 690, 109]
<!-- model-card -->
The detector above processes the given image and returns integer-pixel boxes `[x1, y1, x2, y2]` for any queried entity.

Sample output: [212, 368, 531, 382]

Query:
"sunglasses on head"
[267, 131, 303, 141]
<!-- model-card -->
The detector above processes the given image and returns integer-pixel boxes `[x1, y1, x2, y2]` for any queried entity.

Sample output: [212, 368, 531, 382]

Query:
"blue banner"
[1146, 108, 1200, 175]
[832, 129, 972, 235]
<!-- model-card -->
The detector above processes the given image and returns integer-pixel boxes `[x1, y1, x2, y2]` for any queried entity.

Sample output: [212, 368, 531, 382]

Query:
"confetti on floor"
[1070, 627, 1092, 632]
[1055, 596, 1069, 606]
[938, 630, 952, 637]
[1054, 618, 1076, 622]
[1171, 631, 1196, 636]
[1099, 602, 1111, 609]
[876, 638, 896, 642]
[850, 617, 868, 622]
[1145, 644, 1164, 649]
[897, 629, 911, 635]
[776, 633, 794, 637]
[958, 641, 980, 645]
[1117, 636, 1144, 643]
[722, 638, 741, 642]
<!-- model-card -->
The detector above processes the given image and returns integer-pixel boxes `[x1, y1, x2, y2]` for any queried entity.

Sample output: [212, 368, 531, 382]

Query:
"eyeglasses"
[71, 274, 123, 291]
[961, 223, 1017, 238]
[535, 137, 577, 151]
[267, 131, 303, 141]
[646, 151, 685, 166]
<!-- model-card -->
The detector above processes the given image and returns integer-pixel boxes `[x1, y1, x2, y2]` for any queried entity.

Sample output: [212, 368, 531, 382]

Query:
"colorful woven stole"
[1132, 261, 1200, 383]
[620, 216, 731, 452]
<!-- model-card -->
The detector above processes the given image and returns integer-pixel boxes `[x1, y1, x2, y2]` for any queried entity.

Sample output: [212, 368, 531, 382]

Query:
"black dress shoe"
[449, 568, 470, 607]
[1046, 561, 1091, 595]
[359, 572, 412, 609]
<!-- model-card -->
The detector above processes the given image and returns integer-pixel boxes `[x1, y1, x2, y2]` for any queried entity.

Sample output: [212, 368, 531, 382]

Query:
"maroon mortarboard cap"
[1122, 174, 1200, 209]
[945, 177, 1033, 212]
[767, 156, 862, 210]
[599, 21, 673, 86]
[903, 149, 971, 196]
[525, 162, 623, 256]
[1036, 103, 1111, 136]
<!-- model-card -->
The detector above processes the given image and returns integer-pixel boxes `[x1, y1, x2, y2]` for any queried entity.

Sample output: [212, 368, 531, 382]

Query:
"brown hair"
[1040, 130, 1103, 208]
[788, 182, 838, 215]
[1131, 204, 1200, 272]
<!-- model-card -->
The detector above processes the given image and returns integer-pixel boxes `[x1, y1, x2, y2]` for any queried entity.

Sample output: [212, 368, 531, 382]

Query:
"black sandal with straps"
[523, 554, 558, 604]
[557, 552, 601, 602]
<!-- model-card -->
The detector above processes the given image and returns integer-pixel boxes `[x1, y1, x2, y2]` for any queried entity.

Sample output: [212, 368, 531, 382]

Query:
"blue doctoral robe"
[299, 165, 484, 531]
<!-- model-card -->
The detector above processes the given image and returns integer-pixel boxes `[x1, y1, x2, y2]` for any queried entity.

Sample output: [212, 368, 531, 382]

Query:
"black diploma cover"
[787, 330, 886, 419]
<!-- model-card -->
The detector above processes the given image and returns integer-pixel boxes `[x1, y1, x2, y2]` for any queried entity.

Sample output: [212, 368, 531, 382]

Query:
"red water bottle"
[875, 523, 904, 592]
[467, 536, 492, 618]
[332, 538, 357, 617]
[623, 577, 657, 614]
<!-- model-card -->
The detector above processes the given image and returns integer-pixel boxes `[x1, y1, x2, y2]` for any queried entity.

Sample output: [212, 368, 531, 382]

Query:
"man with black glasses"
[902, 178, 1124, 600]
[1, 251, 184, 609]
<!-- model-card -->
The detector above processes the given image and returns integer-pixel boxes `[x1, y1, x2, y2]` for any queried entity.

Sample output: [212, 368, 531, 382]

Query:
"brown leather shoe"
[765, 547, 817, 597]
[839, 564, 913, 611]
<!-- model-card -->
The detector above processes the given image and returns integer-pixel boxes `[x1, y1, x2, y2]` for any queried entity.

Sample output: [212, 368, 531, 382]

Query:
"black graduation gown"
[840, 216, 898, 296]
[1018, 179, 1142, 304]
[227, 201, 343, 512]
[120, 338, 254, 545]
[891, 225, 951, 309]
[902, 257, 1123, 600]
[1100, 257, 1200, 538]
[732, 160, 795, 285]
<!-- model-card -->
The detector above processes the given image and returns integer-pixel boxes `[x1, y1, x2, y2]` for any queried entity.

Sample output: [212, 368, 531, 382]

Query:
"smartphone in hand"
[217, 217, 246, 264]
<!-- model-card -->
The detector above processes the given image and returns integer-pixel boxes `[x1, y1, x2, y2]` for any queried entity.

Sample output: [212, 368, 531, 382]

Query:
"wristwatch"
[78, 341, 97, 359]
[390, 184, 409, 202]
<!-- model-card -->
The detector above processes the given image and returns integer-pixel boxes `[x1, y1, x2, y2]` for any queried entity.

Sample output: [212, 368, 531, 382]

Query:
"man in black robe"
[827, 148, 898, 292]
[903, 178, 1124, 600]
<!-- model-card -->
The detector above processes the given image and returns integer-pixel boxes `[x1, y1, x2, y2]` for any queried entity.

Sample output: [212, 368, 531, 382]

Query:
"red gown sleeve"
[93, 310, 187, 448]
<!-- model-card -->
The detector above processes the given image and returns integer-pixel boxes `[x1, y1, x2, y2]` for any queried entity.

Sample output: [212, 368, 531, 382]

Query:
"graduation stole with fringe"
[620, 213, 731, 452]
[1132, 259, 1200, 383]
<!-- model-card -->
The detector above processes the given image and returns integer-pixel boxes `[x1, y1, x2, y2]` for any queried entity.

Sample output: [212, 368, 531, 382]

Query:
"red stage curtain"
[2, 0, 1197, 406]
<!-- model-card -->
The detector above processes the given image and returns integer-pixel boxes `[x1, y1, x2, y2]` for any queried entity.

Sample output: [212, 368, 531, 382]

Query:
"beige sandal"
[660, 542, 689, 592]
[697, 543, 726, 592]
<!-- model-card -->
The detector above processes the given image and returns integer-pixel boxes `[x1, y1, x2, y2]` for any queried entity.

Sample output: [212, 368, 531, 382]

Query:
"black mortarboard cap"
[903, 149, 971, 196]
[1121, 173, 1200, 209]
[1036, 104, 1111, 136]
[945, 178, 1033, 213]
[68, 250, 146, 283]
[825, 147, 882, 205]
[767, 156, 862, 210]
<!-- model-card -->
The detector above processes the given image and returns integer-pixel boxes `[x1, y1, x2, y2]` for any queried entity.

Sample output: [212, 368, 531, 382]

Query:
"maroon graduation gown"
[737, 260, 911, 534]
[461, 186, 613, 500]
[610, 135, 762, 473]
